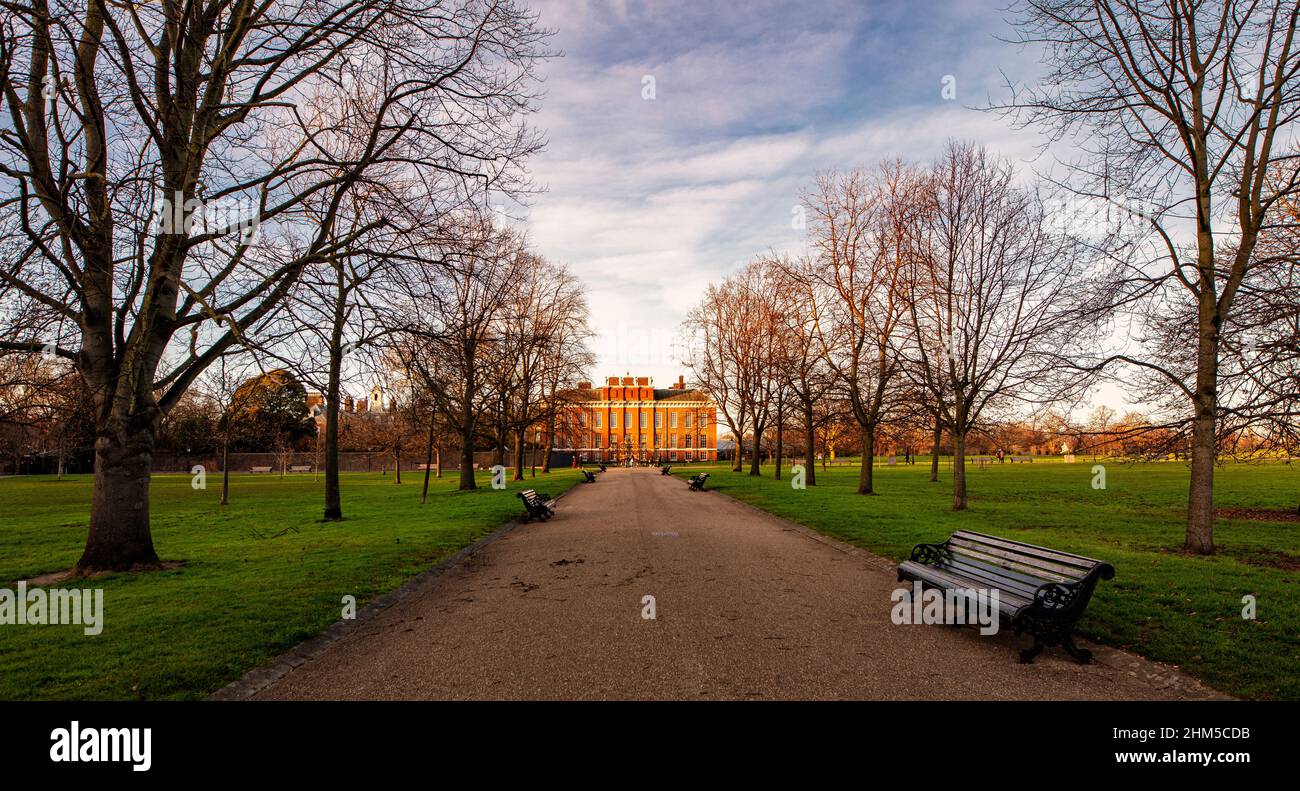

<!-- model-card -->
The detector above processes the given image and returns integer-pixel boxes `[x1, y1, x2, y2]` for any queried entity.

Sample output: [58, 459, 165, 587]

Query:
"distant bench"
[897, 529, 1114, 663]
[249, 466, 273, 474]
[686, 472, 709, 491]
[581, 470, 596, 483]
[289, 465, 311, 473]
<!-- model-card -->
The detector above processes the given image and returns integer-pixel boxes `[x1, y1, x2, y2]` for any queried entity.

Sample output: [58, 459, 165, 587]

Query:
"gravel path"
[254, 468, 1224, 700]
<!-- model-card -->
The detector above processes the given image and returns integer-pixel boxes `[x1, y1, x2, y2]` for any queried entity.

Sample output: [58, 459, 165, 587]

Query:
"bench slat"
[946, 539, 1080, 583]
[931, 556, 1048, 598]
[951, 531, 1101, 574]
[898, 561, 1031, 618]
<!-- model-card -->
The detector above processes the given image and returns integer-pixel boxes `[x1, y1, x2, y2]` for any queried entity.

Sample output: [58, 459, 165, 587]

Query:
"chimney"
[357, 398, 368, 414]
[636, 376, 649, 386]
[676, 375, 685, 390]
[577, 381, 592, 390]
[344, 396, 355, 413]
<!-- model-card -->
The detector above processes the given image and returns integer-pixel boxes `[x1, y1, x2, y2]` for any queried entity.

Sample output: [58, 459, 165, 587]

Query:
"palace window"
[655, 412, 662, 428]
[685, 413, 692, 429]
[670, 433, 678, 447]
[611, 413, 617, 429]
[595, 413, 602, 429]
[640, 413, 647, 429]
[670, 412, 678, 428]
[685, 435, 692, 448]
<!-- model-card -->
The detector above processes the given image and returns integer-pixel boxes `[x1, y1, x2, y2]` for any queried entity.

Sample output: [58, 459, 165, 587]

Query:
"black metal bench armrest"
[908, 543, 947, 564]
[1031, 581, 1082, 613]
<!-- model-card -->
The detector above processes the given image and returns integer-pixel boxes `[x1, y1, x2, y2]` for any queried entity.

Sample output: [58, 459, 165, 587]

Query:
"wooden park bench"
[289, 465, 311, 473]
[1010, 455, 1033, 463]
[660, 465, 672, 475]
[597, 463, 607, 472]
[516, 489, 555, 523]
[686, 472, 709, 491]
[581, 470, 597, 483]
[896, 530, 1115, 663]
[249, 466, 273, 473]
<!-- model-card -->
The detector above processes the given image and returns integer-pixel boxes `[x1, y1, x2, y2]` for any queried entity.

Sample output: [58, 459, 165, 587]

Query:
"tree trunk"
[323, 342, 344, 520]
[421, 420, 436, 504]
[774, 412, 784, 481]
[221, 435, 230, 506]
[729, 420, 744, 472]
[541, 414, 554, 473]
[76, 420, 161, 574]
[458, 425, 476, 491]
[513, 427, 526, 481]
[857, 427, 874, 494]
[1186, 390, 1217, 554]
[802, 402, 816, 486]
[952, 429, 968, 510]
[394, 445, 402, 484]
[930, 418, 941, 482]
[749, 426, 763, 475]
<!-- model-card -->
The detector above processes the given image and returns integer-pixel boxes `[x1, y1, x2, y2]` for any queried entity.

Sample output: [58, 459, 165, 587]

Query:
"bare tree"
[0, 0, 551, 572]
[682, 277, 755, 474]
[906, 142, 1093, 510]
[804, 164, 915, 494]
[389, 216, 526, 491]
[1003, 0, 1300, 552]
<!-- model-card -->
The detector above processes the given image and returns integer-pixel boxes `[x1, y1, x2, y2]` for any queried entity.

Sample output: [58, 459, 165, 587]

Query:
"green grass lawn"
[673, 458, 1300, 700]
[0, 469, 581, 700]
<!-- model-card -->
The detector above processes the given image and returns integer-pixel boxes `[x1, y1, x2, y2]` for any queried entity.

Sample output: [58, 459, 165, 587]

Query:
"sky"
[519, 0, 1089, 394]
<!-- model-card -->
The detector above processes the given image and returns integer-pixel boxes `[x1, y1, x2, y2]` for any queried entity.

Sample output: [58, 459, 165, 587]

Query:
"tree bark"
[421, 420, 435, 504]
[952, 429, 968, 510]
[930, 418, 941, 483]
[774, 411, 784, 481]
[1186, 378, 1217, 553]
[749, 425, 763, 475]
[513, 427, 526, 481]
[541, 414, 554, 473]
[857, 428, 875, 494]
[76, 418, 162, 574]
[323, 283, 345, 520]
[802, 402, 816, 486]
[221, 435, 230, 506]
[458, 377, 477, 490]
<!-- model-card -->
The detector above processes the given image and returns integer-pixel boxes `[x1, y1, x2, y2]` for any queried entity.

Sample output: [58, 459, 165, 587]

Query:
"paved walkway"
[254, 468, 1223, 700]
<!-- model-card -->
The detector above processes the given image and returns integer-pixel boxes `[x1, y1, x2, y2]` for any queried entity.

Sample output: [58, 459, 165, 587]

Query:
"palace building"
[550, 375, 717, 464]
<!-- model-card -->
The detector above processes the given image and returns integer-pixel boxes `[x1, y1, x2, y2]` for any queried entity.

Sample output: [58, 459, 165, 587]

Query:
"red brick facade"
[550, 375, 717, 463]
